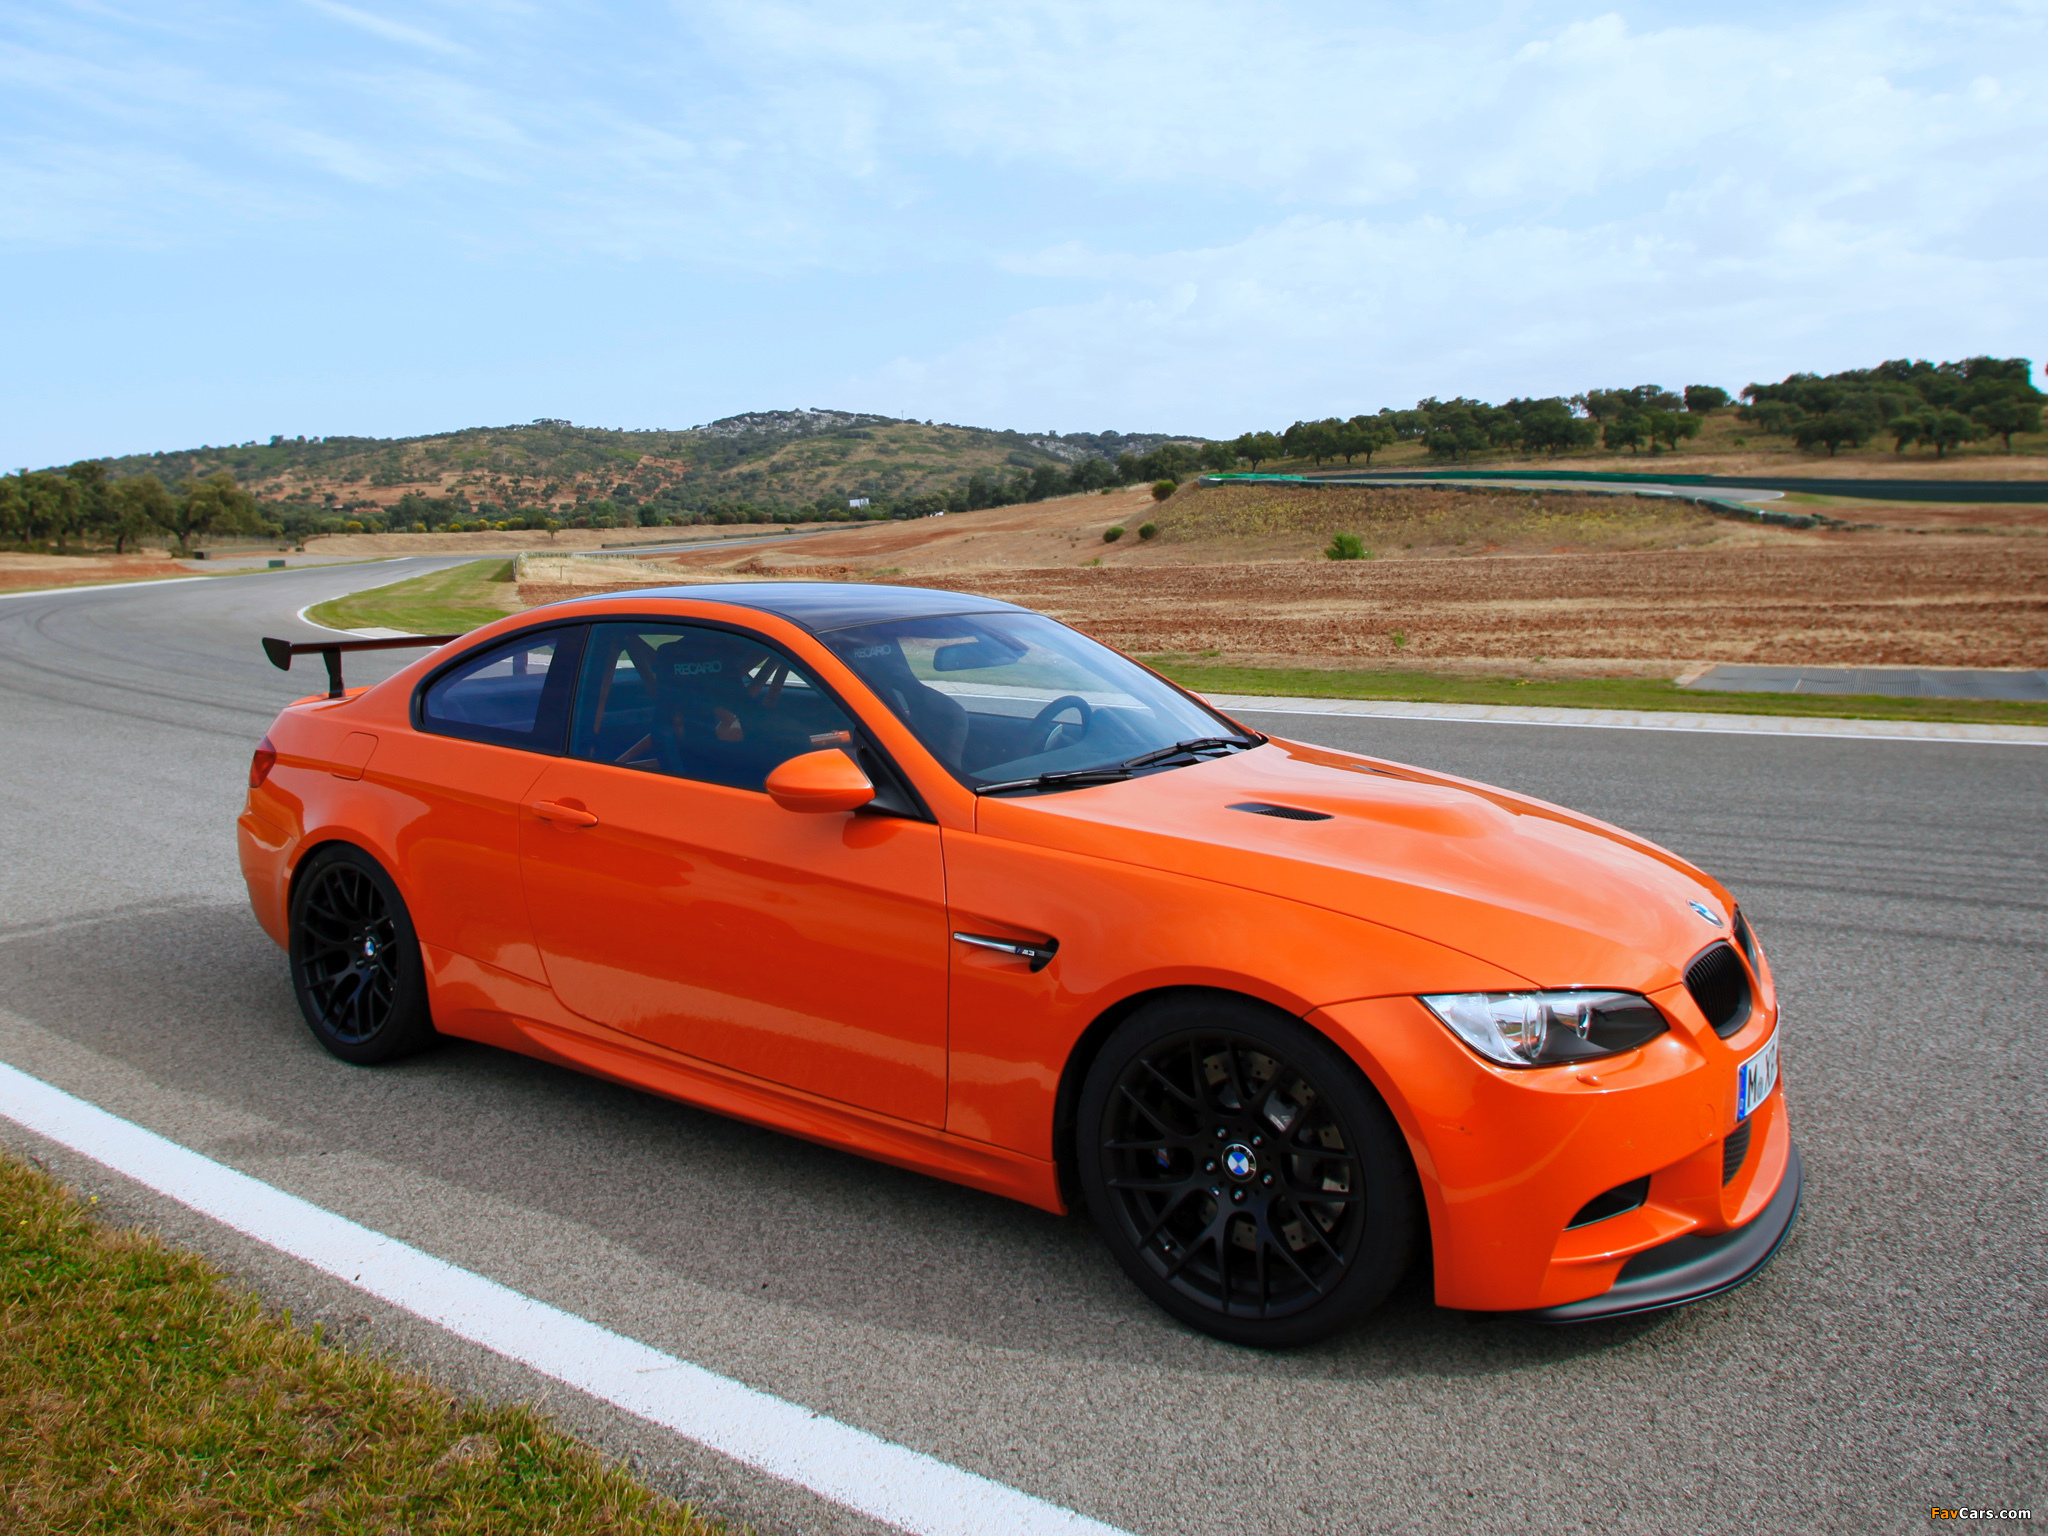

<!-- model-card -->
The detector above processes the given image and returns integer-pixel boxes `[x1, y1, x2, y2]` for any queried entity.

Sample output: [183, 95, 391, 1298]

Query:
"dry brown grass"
[1140, 481, 1748, 560]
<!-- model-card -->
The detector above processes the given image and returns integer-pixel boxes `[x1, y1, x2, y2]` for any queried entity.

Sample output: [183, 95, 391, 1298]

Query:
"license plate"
[1736, 1031, 1779, 1122]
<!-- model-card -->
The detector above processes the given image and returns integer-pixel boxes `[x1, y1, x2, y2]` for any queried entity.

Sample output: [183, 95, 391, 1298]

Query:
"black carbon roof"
[559, 581, 1028, 633]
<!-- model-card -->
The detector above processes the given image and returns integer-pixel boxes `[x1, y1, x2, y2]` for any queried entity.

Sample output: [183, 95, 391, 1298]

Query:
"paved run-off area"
[0, 563, 2041, 1534]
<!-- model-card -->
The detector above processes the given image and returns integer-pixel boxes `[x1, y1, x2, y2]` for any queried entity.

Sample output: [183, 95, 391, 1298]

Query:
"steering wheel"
[1024, 694, 1093, 757]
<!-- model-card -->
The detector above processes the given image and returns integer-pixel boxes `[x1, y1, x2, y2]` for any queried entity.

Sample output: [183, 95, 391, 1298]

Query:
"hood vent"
[1228, 801, 1333, 822]
[1684, 942, 1752, 1039]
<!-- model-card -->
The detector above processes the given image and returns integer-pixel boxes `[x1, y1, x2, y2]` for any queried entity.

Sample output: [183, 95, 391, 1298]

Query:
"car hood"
[972, 738, 1735, 997]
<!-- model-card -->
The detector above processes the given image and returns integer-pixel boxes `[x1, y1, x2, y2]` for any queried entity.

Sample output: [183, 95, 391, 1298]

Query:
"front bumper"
[1523, 1140, 1803, 1322]
[1311, 992, 1792, 1312]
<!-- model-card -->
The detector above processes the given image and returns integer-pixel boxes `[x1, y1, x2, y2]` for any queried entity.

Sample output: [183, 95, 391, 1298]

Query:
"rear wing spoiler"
[262, 633, 461, 699]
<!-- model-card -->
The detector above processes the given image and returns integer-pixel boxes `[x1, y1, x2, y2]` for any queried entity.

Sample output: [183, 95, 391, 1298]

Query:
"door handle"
[953, 931, 1058, 973]
[532, 800, 599, 828]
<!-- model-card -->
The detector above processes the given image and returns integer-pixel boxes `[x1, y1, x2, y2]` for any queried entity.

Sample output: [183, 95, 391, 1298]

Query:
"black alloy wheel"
[288, 846, 435, 1065]
[1078, 995, 1417, 1347]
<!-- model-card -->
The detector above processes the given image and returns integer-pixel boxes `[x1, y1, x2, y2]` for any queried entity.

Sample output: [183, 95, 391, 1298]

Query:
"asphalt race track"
[2, 563, 2042, 1534]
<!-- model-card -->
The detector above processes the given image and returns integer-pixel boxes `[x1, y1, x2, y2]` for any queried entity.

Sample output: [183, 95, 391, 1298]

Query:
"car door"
[517, 618, 950, 1126]
[384, 623, 585, 981]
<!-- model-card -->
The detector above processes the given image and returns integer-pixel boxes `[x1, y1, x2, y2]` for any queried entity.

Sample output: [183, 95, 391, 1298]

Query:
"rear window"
[419, 627, 585, 752]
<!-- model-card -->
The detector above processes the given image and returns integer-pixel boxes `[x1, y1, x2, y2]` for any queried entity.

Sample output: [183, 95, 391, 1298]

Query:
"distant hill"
[85, 411, 1202, 532]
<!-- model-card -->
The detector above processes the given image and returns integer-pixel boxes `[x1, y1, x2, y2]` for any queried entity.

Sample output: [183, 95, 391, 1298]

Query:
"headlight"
[1419, 990, 1668, 1068]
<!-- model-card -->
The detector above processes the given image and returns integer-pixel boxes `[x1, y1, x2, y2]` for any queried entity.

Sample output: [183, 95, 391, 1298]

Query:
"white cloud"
[1, 0, 2042, 449]
[300, 0, 468, 57]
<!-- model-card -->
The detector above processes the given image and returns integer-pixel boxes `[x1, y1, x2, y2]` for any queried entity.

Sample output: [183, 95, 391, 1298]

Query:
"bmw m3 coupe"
[241, 582, 1798, 1346]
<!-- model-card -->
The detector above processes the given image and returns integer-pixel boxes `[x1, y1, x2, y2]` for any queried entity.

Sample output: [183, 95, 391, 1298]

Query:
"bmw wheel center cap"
[1222, 1143, 1257, 1181]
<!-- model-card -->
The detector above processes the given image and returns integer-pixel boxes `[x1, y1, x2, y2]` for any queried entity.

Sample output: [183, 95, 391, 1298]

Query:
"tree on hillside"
[1923, 409, 1979, 458]
[1199, 441, 1238, 472]
[6, 471, 84, 549]
[1232, 432, 1282, 469]
[1283, 420, 1342, 466]
[1581, 385, 1679, 422]
[1072, 455, 1121, 490]
[1889, 415, 1926, 454]
[1684, 385, 1732, 413]
[64, 461, 115, 545]
[109, 474, 176, 552]
[1340, 418, 1397, 465]
[1792, 412, 1872, 456]
[1973, 396, 2041, 452]
[1511, 397, 1595, 456]
[1419, 399, 1503, 461]
[1644, 410, 1701, 453]
[1603, 416, 1646, 454]
[167, 472, 268, 551]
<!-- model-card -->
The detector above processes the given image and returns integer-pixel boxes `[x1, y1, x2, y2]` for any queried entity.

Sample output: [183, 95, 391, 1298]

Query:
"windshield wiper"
[974, 767, 1135, 796]
[1116, 736, 1258, 771]
[975, 737, 1259, 797]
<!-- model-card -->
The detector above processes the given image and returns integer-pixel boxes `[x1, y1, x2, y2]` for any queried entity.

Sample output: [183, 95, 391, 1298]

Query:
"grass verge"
[306, 559, 522, 635]
[1145, 660, 2048, 727]
[0, 1152, 727, 1535]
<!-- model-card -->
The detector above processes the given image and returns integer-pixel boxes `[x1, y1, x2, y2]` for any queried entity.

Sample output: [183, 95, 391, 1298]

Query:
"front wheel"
[1077, 994, 1418, 1348]
[288, 845, 436, 1065]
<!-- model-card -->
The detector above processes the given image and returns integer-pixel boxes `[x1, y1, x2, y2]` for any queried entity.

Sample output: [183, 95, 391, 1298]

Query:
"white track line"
[1204, 693, 2048, 746]
[0, 1063, 1129, 1536]
[0, 575, 212, 601]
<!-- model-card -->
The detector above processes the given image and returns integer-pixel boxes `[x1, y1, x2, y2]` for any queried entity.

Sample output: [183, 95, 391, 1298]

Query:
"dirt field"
[0, 552, 192, 593]
[505, 483, 2046, 675]
[301, 524, 842, 557]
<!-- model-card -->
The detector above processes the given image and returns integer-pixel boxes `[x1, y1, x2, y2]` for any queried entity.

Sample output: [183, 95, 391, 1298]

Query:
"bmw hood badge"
[1688, 900, 1724, 927]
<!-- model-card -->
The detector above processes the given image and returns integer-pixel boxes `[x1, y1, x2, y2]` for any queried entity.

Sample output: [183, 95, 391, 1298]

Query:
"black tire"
[287, 845, 436, 1065]
[1077, 993, 1418, 1348]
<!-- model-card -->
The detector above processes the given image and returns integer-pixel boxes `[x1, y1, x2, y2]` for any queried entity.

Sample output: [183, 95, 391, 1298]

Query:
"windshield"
[820, 611, 1254, 791]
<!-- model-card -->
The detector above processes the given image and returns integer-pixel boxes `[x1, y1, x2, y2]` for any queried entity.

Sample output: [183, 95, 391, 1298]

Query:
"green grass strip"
[306, 559, 521, 636]
[1145, 660, 2048, 727]
[0, 1153, 732, 1535]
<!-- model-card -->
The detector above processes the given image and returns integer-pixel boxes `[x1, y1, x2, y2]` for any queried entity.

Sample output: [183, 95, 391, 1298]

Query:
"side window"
[569, 622, 859, 793]
[419, 628, 584, 752]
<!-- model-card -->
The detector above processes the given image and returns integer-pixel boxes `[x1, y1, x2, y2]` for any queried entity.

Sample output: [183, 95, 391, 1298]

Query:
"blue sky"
[3, 1, 2043, 466]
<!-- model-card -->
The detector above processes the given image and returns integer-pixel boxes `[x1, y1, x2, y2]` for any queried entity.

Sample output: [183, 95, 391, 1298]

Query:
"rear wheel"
[288, 846, 435, 1064]
[1077, 994, 1417, 1348]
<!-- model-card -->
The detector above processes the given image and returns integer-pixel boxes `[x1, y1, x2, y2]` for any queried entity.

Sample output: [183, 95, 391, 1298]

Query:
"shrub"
[1138, 522, 1157, 540]
[1151, 479, 1177, 501]
[1103, 526, 1125, 543]
[1325, 532, 1369, 560]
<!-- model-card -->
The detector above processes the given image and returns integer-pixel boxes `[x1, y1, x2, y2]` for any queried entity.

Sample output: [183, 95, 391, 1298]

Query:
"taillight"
[249, 737, 277, 789]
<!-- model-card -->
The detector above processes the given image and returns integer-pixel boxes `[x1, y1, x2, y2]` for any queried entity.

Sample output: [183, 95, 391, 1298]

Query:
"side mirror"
[765, 749, 876, 814]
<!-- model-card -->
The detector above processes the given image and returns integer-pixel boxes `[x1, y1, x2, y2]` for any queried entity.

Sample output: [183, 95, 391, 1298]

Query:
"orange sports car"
[240, 582, 1797, 1346]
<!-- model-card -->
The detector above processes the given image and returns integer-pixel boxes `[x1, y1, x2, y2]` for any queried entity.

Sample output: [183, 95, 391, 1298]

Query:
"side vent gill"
[1567, 1175, 1651, 1229]
[1227, 801, 1333, 822]
[1722, 1119, 1754, 1186]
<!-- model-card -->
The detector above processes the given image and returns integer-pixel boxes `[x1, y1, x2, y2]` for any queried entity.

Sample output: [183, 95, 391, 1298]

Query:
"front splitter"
[1523, 1141, 1804, 1324]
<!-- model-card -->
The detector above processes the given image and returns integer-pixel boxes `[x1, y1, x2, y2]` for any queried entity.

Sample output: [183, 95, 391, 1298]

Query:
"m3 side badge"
[1689, 900, 1724, 927]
